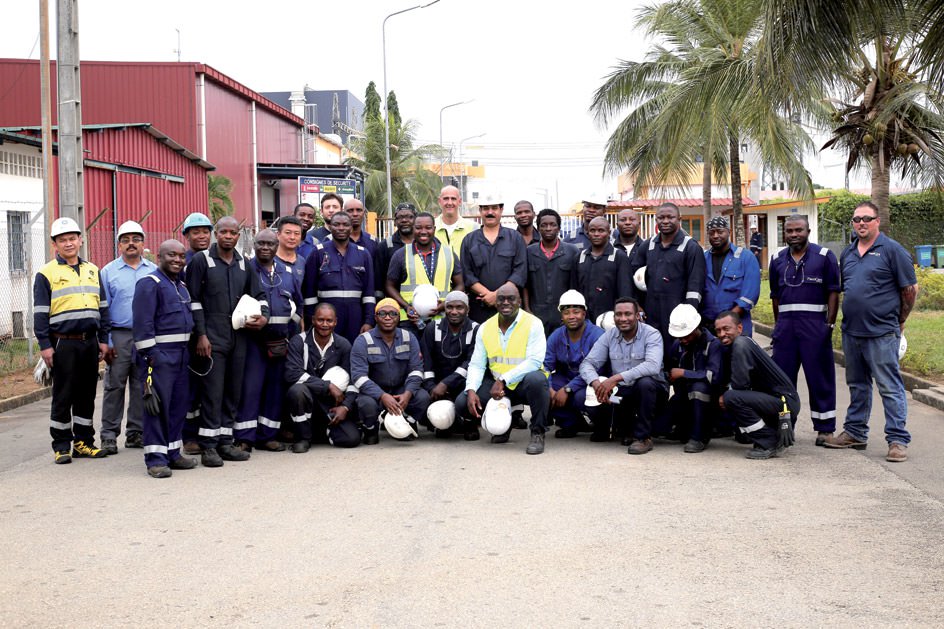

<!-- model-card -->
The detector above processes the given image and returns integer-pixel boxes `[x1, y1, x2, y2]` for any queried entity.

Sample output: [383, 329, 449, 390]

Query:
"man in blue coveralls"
[132, 240, 198, 478]
[701, 216, 760, 336]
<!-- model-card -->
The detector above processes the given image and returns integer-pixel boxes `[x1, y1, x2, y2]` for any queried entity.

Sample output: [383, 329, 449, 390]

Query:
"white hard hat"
[595, 311, 616, 331]
[478, 192, 504, 207]
[582, 193, 608, 207]
[668, 304, 701, 338]
[481, 397, 512, 435]
[412, 284, 440, 319]
[231, 294, 262, 330]
[50, 217, 81, 239]
[117, 220, 145, 238]
[381, 411, 418, 439]
[427, 400, 456, 430]
[633, 266, 647, 291]
[558, 289, 587, 311]
[322, 366, 350, 391]
[899, 335, 907, 361]
[585, 383, 601, 407]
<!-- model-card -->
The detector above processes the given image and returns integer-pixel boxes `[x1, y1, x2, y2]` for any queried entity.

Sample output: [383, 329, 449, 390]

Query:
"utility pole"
[39, 0, 55, 245]
[57, 0, 85, 257]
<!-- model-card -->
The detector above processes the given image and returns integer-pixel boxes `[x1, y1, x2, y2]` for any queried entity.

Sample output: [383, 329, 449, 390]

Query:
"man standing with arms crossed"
[824, 202, 918, 462]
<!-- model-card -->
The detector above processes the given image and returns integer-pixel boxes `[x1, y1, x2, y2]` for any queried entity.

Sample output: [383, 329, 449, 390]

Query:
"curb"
[0, 386, 52, 415]
[753, 321, 944, 413]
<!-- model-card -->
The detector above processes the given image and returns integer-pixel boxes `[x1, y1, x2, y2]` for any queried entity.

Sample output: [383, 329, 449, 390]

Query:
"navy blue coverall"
[302, 241, 376, 343]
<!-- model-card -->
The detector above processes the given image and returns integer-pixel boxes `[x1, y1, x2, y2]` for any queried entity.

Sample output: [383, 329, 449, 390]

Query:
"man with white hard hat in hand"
[99, 220, 157, 454]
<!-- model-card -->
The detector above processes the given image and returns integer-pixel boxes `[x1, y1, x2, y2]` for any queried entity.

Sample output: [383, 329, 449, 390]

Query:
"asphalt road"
[1, 340, 943, 627]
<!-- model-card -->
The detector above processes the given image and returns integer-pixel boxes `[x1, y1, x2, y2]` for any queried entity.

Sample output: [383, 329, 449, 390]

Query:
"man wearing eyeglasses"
[825, 202, 918, 463]
[99, 221, 157, 455]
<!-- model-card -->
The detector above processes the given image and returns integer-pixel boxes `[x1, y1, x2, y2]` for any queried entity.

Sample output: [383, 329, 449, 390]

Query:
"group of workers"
[33, 185, 918, 477]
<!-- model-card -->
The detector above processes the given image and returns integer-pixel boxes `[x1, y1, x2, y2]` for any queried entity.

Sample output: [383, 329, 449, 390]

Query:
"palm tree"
[591, 0, 814, 245]
[207, 174, 234, 223]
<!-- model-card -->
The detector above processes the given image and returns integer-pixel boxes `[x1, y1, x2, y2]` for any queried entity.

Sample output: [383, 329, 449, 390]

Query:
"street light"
[439, 99, 472, 178]
[458, 132, 486, 204]
[383, 0, 442, 216]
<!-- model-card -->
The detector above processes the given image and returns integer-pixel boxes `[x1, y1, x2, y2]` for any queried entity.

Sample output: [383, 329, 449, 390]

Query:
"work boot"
[147, 466, 172, 479]
[72, 441, 107, 459]
[746, 445, 783, 460]
[53, 450, 72, 465]
[627, 438, 653, 455]
[124, 432, 143, 449]
[886, 443, 908, 462]
[182, 441, 202, 455]
[101, 438, 119, 456]
[362, 427, 380, 446]
[589, 430, 610, 443]
[169, 456, 198, 470]
[218, 443, 250, 461]
[511, 410, 527, 429]
[201, 448, 224, 468]
[256, 440, 286, 452]
[236, 442, 253, 453]
[683, 439, 706, 453]
[292, 440, 311, 454]
[490, 429, 511, 444]
[823, 431, 867, 450]
[815, 432, 833, 447]
[526, 432, 545, 455]
[464, 429, 480, 441]
[554, 427, 578, 439]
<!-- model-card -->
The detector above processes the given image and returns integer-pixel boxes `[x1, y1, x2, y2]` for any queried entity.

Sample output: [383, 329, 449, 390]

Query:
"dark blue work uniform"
[460, 226, 527, 323]
[702, 245, 761, 336]
[421, 317, 479, 399]
[544, 322, 605, 431]
[302, 241, 376, 343]
[133, 269, 194, 469]
[234, 258, 303, 446]
[571, 244, 635, 324]
[769, 243, 840, 432]
[525, 241, 578, 337]
[657, 328, 724, 445]
[564, 225, 592, 250]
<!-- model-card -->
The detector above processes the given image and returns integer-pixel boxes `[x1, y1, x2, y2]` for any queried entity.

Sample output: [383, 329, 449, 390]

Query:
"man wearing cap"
[233, 229, 304, 453]
[571, 216, 634, 324]
[566, 195, 607, 250]
[386, 212, 463, 336]
[344, 197, 379, 262]
[132, 240, 198, 478]
[629, 202, 706, 350]
[99, 220, 158, 454]
[544, 290, 605, 438]
[702, 216, 761, 336]
[715, 310, 801, 459]
[657, 304, 724, 453]
[350, 298, 429, 444]
[434, 185, 478, 257]
[186, 216, 270, 467]
[580, 297, 666, 454]
[461, 194, 527, 323]
[513, 200, 540, 246]
[182, 213, 213, 265]
[611, 209, 643, 262]
[375, 202, 416, 299]
[457, 284, 550, 454]
[769, 215, 840, 446]
[285, 303, 361, 452]
[420, 291, 479, 439]
[524, 209, 579, 337]
[35, 218, 111, 463]
[293, 203, 317, 261]
[303, 212, 376, 343]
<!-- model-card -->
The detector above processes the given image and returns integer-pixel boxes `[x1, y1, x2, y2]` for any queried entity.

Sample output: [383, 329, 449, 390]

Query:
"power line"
[0, 33, 40, 105]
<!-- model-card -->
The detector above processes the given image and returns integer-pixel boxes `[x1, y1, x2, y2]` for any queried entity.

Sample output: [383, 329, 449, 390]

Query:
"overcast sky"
[2, 0, 859, 208]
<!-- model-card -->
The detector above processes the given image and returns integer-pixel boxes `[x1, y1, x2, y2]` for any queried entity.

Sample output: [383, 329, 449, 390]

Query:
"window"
[7, 211, 28, 272]
[681, 217, 702, 242]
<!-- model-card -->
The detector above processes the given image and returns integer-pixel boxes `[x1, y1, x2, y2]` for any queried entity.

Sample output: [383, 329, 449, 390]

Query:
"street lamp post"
[458, 132, 486, 205]
[383, 0, 442, 216]
[439, 99, 472, 179]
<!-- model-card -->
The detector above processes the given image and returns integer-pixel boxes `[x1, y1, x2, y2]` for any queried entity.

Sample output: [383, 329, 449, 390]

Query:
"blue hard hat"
[182, 212, 213, 233]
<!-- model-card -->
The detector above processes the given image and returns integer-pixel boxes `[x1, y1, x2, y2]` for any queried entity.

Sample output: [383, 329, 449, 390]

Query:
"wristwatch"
[564, 386, 573, 394]
[827, 323, 835, 329]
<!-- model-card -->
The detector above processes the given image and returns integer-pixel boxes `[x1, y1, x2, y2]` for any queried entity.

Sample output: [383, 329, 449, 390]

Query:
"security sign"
[298, 177, 358, 207]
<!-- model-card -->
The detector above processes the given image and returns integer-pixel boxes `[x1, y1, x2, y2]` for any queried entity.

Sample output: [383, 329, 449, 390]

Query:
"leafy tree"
[364, 81, 381, 122]
[208, 174, 234, 223]
[387, 91, 402, 129]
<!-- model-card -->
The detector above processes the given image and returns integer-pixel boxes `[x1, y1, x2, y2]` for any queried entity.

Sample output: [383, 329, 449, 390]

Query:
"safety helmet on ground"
[582, 193, 608, 208]
[322, 366, 350, 391]
[595, 311, 616, 331]
[231, 294, 262, 330]
[899, 335, 907, 361]
[381, 411, 418, 439]
[50, 217, 81, 239]
[427, 400, 456, 430]
[558, 289, 587, 311]
[117, 220, 145, 239]
[478, 193, 504, 207]
[633, 266, 647, 291]
[481, 397, 512, 435]
[668, 304, 701, 338]
[182, 212, 213, 233]
[412, 284, 440, 319]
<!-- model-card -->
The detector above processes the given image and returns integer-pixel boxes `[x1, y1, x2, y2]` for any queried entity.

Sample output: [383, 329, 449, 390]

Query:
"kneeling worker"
[456, 284, 550, 454]
[285, 303, 361, 452]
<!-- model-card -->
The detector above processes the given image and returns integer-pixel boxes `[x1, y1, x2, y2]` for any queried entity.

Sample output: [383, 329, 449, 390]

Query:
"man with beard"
[566, 194, 607, 250]
[303, 212, 376, 343]
[375, 202, 416, 298]
[513, 200, 539, 245]
[99, 221, 157, 454]
[285, 303, 361, 452]
[182, 213, 213, 265]
[434, 185, 478, 257]
[524, 209, 579, 337]
[702, 216, 761, 336]
[293, 203, 317, 261]
[612, 209, 643, 262]
[571, 216, 634, 324]
[769, 215, 840, 446]
[132, 240, 198, 478]
[544, 290, 605, 438]
[461, 194, 527, 323]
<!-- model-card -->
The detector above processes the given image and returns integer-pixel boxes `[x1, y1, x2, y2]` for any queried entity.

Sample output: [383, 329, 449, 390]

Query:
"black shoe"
[201, 448, 223, 468]
[554, 427, 578, 439]
[746, 445, 782, 460]
[256, 440, 286, 452]
[683, 439, 706, 453]
[292, 440, 311, 453]
[434, 429, 452, 439]
[734, 432, 752, 444]
[169, 456, 198, 470]
[526, 432, 545, 455]
[490, 431, 510, 444]
[620, 437, 633, 447]
[464, 430, 480, 441]
[512, 411, 527, 429]
[147, 466, 172, 478]
[589, 431, 610, 443]
[124, 432, 143, 449]
[101, 438, 119, 456]
[218, 443, 250, 461]
[362, 427, 380, 445]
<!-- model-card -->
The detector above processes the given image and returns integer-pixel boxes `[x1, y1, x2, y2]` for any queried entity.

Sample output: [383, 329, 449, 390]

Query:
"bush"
[915, 267, 944, 311]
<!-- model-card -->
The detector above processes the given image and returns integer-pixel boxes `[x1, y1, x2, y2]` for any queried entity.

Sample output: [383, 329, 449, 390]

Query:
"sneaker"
[54, 450, 72, 465]
[218, 443, 250, 461]
[169, 456, 198, 470]
[746, 445, 783, 460]
[101, 438, 119, 455]
[627, 438, 653, 455]
[291, 440, 311, 454]
[182, 441, 202, 455]
[201, 448, 223, 468]
[823, 431, 867, 450]
[256, 440, 286, 452]
[124, 432, 143, 449]
[72, 440, 107, 459]
[683, 439, 706, 453]
[526, 432, 545, 455]
[815, 431, 833, 447]
[886, 443, 908, 462]
[147, 466, 172, 478]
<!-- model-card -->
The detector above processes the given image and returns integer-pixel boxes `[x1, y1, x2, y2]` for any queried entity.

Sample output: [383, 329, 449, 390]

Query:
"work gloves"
[776, 396, 795, 449]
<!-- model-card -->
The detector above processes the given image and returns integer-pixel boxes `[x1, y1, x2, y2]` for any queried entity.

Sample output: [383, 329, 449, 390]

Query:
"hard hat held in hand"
[899, 335, 907, 361]
[427, 399, 456, 430]
[381, 411, 418, 439]
[231, 294, 262, 330]
[585, 383, 601, 407]
[322, 366, 350, 391]
[633, 266, 647, 291]
[595, 311, 616, 331]
[668, 304, 701, 338]
[412, 284, 440, 319]
[481, 397, 512, 435]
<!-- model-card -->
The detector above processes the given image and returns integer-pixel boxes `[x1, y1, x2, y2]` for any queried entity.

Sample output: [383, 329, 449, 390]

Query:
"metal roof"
[609, 197, 757, 209]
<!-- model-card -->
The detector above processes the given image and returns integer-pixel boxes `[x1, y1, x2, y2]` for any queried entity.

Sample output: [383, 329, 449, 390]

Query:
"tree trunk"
[729, 135, 745, 246]
[870, 150, 891, 234]
[702, 158, 712, 225]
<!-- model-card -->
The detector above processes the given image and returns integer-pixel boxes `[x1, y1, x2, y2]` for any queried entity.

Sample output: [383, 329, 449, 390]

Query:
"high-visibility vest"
[398, 243, 454, 321]
[38, 259, 102, 327]
[480, 311, 547, 390]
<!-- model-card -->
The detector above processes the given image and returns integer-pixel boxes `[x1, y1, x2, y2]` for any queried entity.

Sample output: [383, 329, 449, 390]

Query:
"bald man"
[434, 185, 479, 257]
[343, 197, 378, 262]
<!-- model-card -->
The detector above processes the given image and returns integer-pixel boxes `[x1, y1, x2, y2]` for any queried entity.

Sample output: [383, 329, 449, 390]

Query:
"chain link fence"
[0, 203, 44, 376]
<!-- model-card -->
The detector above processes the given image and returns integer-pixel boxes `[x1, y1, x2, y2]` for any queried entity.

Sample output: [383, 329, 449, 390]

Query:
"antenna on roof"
[174, 28, 181, 62]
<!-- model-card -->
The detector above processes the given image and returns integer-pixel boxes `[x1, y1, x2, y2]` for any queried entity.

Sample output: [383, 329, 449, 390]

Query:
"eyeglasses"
[119, 236, 144, 244]
[851, 215, 878, 224]
[376, 311, 399, 319]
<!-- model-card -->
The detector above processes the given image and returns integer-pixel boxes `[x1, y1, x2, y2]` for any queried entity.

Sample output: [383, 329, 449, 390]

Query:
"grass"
[0, 337, 39, 376]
